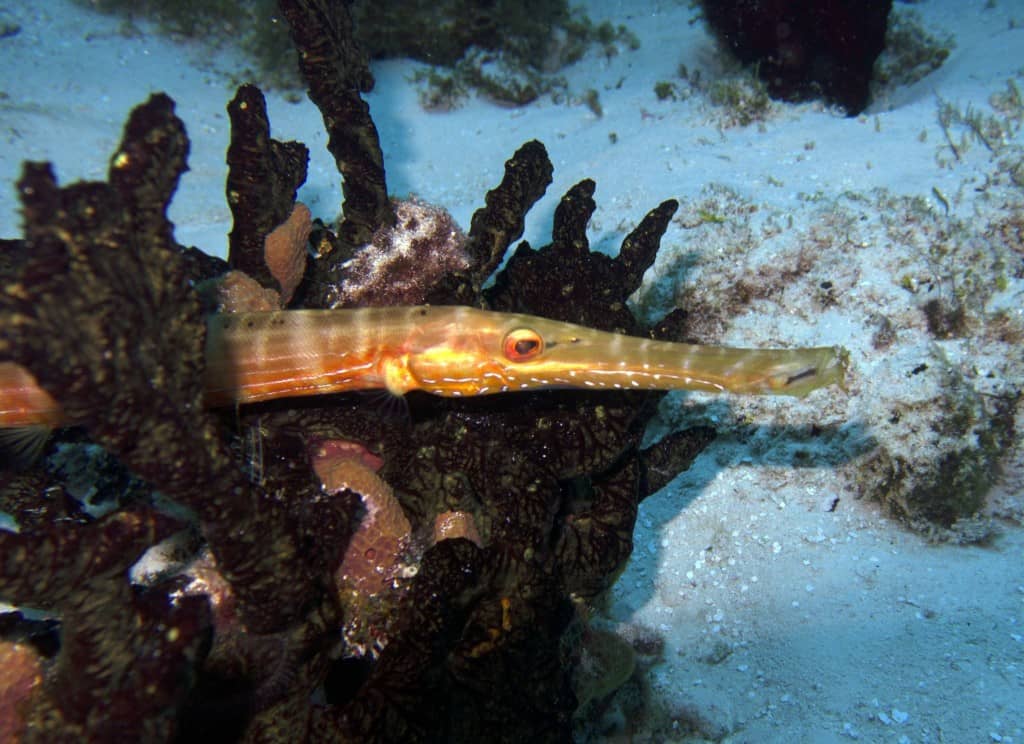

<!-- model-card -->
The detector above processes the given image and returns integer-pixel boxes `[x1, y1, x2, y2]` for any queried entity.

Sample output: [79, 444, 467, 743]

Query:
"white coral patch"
[335, 197, 470, 306]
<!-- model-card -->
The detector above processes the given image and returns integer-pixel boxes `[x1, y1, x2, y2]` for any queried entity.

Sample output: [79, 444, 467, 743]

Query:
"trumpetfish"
[1, 305, 848, 430]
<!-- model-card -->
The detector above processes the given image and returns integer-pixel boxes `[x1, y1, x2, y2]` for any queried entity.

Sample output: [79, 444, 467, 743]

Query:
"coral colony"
[0, 3, 711, 739]
[698, 0, 893, 115]
[0, 1, 905, 742]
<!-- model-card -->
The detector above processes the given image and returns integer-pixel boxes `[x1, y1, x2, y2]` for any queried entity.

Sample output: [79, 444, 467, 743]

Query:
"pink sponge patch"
[310, 439, 410, 597]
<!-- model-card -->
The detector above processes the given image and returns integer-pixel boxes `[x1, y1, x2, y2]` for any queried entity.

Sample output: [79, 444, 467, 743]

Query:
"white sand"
[1, 1, 1021, 741]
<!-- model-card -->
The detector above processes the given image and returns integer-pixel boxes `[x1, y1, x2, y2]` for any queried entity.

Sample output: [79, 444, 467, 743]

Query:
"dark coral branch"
[0, 238, 28, 289]
[556, 456, 642, 598]
[1, 96, 324, 634]
[445, 560, 577, 741]
[0, 507, 210, 740]
[486, 185, 678, 334]
[9, 162, 203, 443]
[466, 140, 553, 286]
[0, 508, 177, 610]
[276, 0, 393, 247]
[106, 92, 189, 241]
[226, 83, 310, 290]
[426, 139, 554, 306]
[45, 587, 208, 740]
[617, 197, 679, 297]
[550, 178, 597, 256]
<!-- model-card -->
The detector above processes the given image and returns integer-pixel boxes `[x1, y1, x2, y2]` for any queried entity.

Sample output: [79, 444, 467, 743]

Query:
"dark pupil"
[514, 338, 539, 356]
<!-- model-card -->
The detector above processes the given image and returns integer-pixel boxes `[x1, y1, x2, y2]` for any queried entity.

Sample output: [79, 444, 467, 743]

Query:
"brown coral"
[264, 202, 311, 304]
[0, 642, 42, 742]
[434, 510, 484, 548]
[214, 270, 283, 313]
[311, 439, 412, 598]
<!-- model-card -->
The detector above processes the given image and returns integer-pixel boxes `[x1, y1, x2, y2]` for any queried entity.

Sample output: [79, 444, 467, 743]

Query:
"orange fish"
[2, 305, 848, 430]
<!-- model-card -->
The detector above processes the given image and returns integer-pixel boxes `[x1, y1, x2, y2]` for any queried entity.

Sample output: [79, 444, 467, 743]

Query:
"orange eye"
[503, 328, 544, 362]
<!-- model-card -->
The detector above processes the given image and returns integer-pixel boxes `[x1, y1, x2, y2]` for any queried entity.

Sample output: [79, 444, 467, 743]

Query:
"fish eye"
[503, 328, 544, 362]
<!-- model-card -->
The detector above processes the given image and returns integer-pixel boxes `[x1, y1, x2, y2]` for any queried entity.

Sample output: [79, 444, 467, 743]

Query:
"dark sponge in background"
[700, 0, 893, 115]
